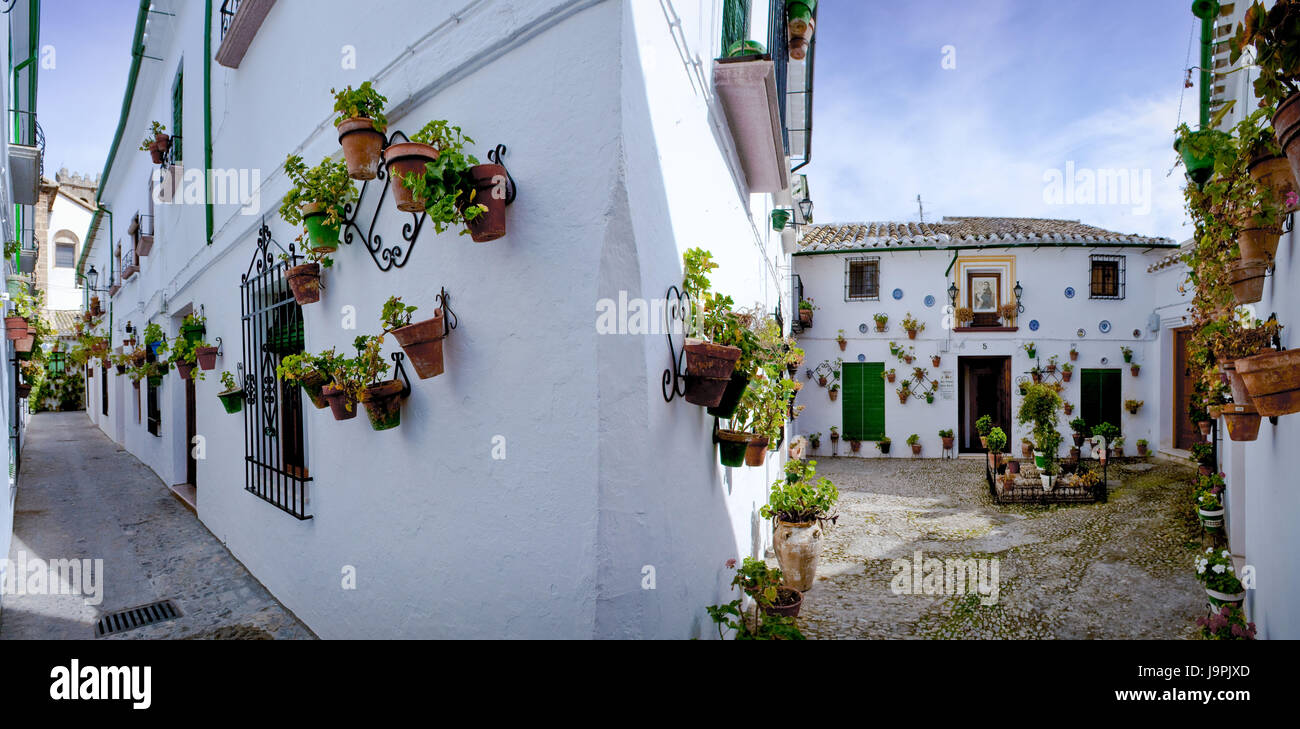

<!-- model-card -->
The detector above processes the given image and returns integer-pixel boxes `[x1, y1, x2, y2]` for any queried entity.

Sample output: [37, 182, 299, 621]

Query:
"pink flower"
[725, 558, 736, 569]
[1287, 191, 1299, 208]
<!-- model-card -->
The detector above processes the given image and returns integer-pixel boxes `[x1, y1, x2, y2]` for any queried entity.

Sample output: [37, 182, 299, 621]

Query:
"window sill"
[954, 326, 1019, 333]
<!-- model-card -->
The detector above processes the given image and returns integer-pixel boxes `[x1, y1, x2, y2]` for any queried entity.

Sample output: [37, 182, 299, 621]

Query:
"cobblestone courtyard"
[1, 413, 314, 640]
[797, 455, 1205, 639]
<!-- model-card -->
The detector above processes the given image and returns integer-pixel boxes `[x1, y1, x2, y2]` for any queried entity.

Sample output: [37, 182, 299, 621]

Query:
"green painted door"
[1080, 368, 1122, 436]
[842, 362, 885, 441]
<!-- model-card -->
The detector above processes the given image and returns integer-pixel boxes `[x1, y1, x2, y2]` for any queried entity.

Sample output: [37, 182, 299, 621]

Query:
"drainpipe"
[204, 0, 213, 245]
[1193, 0, 1220, 130]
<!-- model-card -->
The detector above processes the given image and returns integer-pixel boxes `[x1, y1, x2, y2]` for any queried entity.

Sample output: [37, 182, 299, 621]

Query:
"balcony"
[8, 109, 43, 205]
[713, 54, 789, 194]
[215, 0, 277, 69]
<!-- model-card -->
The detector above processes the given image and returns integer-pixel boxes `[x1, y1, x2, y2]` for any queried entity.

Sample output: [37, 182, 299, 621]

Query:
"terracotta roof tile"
[797, 216, 1177, 253]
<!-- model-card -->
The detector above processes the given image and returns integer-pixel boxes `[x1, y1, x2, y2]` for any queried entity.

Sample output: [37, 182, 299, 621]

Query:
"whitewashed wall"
[85, 0, 793, 638]
[44, 195, 93, 311]
[792, 246, 1173, 458]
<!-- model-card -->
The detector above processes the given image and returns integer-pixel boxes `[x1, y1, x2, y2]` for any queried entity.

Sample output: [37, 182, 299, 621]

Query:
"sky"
[35, 1, 1200, 240]
[35, 0, 138, 184]
[800, 0, 1200, 242]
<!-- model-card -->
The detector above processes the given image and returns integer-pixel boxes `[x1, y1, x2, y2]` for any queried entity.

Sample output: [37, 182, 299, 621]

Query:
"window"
[55, 242, 75, 268]
[101, 363, 108, 416]
[845, 257, 880, 301]
[841, 362, 886, 441]
[721, 0, 751, 55]
[147, 379, 161, 436]
[1080, 369, 1122, 436]
[1089, 255, 1125, 299]
[170, 65, 183, 164]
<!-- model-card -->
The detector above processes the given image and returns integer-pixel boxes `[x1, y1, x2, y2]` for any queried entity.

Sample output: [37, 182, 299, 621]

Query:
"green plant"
[901, 313, 924, 333]
[381, 295, 419, 332]
[682, 247, 716, 300]
[279, 155, 358, 232]
[1120, 346, 1133, 361]
[809, 432, 821, 446]
[1125, 399, 1144, 412]
[1136, 438, 1149, 448]
[1090, 421, 1120, 446]
[876, 436, 891, 451]
[219, 370, 241, 393]
[401, 120, 487, 234]
[706, 558, 805, 641]
[761, 459, 838, 522]
[733, 371, 798, 444]
[331, 82, 388, 131]
[277, 349, 341, 385]
[938, 428, 953, 438]
[798, 298, 817, 312]
[137, 121, 166, 151]
[975, 414, 993, 437]
[1061, 362, 1074, 374]
[1197, 603, 1256, 640]
[873, 312, 888, 326]
[1069, 417, 1089, 434]
[143, 322, 165, 348]
[836, 329, 846, 343]
[906, 433, 920, 446]
[1022, 341, 1037, 357]
[1230, 0, 1300, 108]
[985, 427, 1008, 453]
[1195, 547, 1244, 595]
[1017, 383, 1062, 450]
[165, 336, 207, 379]
[1190, 442, 1215, 467]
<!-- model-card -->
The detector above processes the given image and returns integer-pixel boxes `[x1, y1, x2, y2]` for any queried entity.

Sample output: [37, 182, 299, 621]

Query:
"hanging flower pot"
[147, 372, 164, 387]
[931, 355, 941, 367]
[1063, 402, 1074, 415]
[1206, 587, 1246, 609]
[384, 142, 440, 213]
[321, 384, 359, 421]
[897, 390, 909, 404]
[286, 263, 322, 305]
[799, 308, 813, 327]
[1237, 228, 1281, 263]
[1174, 129, 1223, 187]
[390, 309, 447, 379]
[707, 371, 750, 419]
[1198, 506, 1225, 533]
[150, 132, 171, 164]
[338, 117, 386, 180]
[1273, 93, 1300, 194]
[1197, 420, 1212, 436]
[298, 370, 330, 409]
[717, 429, 751, 467]
[14, 331, 33, 353]
[1061, 369, 1072, 383]
[360, 379, 405, 431]
[175, 361, 196, 380]
[1248, 150, 1294, 192]
[1030, 371, 1042, 384]
[885, 371, 895, 383]
[829, 388, 839, 402]
[683, 340, 741, 407]
[180, 321, 205, 346]
[1222, 360, 1251, 405]
[16, 382, 30, 398]
[1130, 364, 1141, 377]
[1069, 349, 1078, 361]
[770, 209, 791, 232]
[301, 203, 342, 253]
[744, 436, 770, 467]
[1235, 349, 1300, 417]
[5, 316, 28, 340]
[1208, 404, 1223, 420]
[195, 345, 219, 371]
[906, 328, 918, 340]
[463, 164, 509, 242]
[1222, 404, 1263, 441]
[131, 350, 147, 367]
[1228, 258, 1268, 305]
[217, 387, 245, 414]
[773, 518, 823, 592]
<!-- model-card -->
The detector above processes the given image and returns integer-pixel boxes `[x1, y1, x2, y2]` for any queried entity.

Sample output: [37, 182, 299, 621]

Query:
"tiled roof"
[796, 216, 1178, 253]
[1147, 243, 1193, 272]
[42, 309, 84, 337]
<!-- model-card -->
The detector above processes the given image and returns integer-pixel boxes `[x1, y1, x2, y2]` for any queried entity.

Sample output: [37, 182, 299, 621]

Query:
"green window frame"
[1080, 368, 1122, 436]
[842, 362, 885, 441]
[721, 0, 751, 56]
[171, 64, 184, 164]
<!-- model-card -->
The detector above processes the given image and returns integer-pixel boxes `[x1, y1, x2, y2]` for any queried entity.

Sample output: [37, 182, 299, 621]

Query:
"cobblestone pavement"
[796, 455, 1205, 639]
[0, 412, 315, 640]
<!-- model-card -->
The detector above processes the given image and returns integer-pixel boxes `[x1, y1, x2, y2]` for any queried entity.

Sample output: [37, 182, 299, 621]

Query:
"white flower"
[1213, 564, 1226, 574]
[1222, 550, 1231, 558]
[1228, 566, 1234, 572]
[1206, 548, 1214, 554]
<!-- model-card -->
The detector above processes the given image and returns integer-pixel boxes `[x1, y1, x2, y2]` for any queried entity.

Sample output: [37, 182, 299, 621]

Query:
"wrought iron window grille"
[340, 131, 517, 273]
[1088, 254, 1125, 300]
[844, 256, 880, 302]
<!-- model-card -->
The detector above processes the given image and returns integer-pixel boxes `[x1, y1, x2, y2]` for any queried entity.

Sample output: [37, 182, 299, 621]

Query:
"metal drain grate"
[95, 599, 182, 637]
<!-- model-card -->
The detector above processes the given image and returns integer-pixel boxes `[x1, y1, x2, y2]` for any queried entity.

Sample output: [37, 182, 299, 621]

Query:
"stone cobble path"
[1, 412, 314, 640]
[796, 455, 1205, 639]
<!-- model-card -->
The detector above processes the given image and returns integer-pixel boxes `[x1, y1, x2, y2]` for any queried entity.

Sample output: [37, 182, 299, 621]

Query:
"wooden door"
[958, 356, 1010, 453]
[1173, 327, 1199, 450]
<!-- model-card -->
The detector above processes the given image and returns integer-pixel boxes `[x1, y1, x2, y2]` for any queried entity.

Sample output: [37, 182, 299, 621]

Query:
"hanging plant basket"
[14, 332, 34, 353]
[799, 308, 813, 327]
[1174, 129, 1223, 187]
[16, 382, 30, 399]
[717, 429, 751, 467]
[180, 321, 206, 346]
[5, 316, 28, 340]
[1197, 420, 1212, 436]
[707, 371, 751, 419]
[683, 339, 741, 407]
[1238, 228, 1281, 263]
[301, 203, 342, 253]
[175, 362, 196, 380]
[321, 384, 359, 421]
[286, 263, 323, 305]
[1273, 93, 1300, 195]
[1235, 349, 1300, 417]
[1222, 360, 1251, 405]
[149, 132, 171, 164]
[338, 117, 386, 180]
[1228, 258, 1268, 305]
[360, 379, 405, 431]
[463, 164, 509, 242]
[744, 436, 770, 467]
[299, 370, 330, 410]
[390, 310, 447, 379]
[384, 142, 440, 213]
[1130, 364, 1141, 377]
[218, 388, 245, 414]
[897, 390, 909, 404]
[195, 345, 219, 370]
[829, 388, 839, 402]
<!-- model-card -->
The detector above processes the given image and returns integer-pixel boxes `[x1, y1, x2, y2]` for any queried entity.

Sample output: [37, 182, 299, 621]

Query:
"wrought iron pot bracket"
[340, 131, 517, 273]
[662, 285, 694, 403]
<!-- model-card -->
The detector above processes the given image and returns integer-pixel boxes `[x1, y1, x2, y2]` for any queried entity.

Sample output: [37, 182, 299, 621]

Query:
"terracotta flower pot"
[321, 384, 359, 421]
[707, 371, 750, 419]
[286, 262, 322, 305]
[1208, 405, 1222, 420]
[682, 339, 741, 407]
[1222, 402, 1262, 442]
[886, 372, 895, 383]
[195, 346, 219, 371]
[1137, 444, 1148, 457]
[1272, 92, 1300, 193]
[1006, 459, 1020, 475]
[360, 379, 405, 431]
[744, 436, 770, 467]
[1237, 228, 1281, 263]
[337, 117, 386, 180]
[761, 587, 803, 618]
[799, 309, 813, 327]
[298, 370, 330, 409]
[1228, 258, 1268, 305]
[1197, 421, 1212, 436]
[149, 133, 170, 164]
[1069, 350, 1078, 361]
[5, 316, 27, 340]
[16, 383, 31, 398]
[1235, 349, 1300, 417]
[1222, 360, 1251, 405]
[773, 519, 823, 592]
[942, 436, 954, 450]
[907, 329, 918, 340]
[849, 440, 861, 453]
[1248, 152, 1295, 193]
[931, 356, 941, 367]
[175, 362, 195, 380]
[829, 389, 839, 401]
[838, 340, 847, 351]
[463, 164, 508, 242]
[390, 310, 447, 379]
[384, 142, 440, 213]
[1130, 364, 1140, 377]
[1062, 370, 1072, 382]
[14, 333, 34, 352]
[910, 443, 921, 456]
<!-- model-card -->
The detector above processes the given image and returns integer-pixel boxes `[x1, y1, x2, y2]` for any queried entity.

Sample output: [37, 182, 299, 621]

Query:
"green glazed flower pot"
[770, 209, 791, 232]
[180, 322, 205, 346]
[302, 205, 342, 253]
[717, 430, 751, 467]
[218, 389, 244, 414]
[706, 372, 750, 419]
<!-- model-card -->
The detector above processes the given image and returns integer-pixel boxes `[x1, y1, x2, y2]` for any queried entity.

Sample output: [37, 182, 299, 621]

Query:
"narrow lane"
[0, 412, 314, 640]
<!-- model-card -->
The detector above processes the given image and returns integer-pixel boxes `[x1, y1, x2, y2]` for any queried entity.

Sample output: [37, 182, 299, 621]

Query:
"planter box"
[712, 56, 789, 193]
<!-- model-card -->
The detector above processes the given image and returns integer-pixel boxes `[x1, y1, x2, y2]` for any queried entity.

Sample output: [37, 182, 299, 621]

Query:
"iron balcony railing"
[219, 0, 242, 40]
[9, 107, 44, 175]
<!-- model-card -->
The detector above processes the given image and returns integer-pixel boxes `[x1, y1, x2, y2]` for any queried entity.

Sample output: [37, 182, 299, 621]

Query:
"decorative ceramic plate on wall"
[1064, 287, 1075, 299]
[857, 354, 866, 362]
[1077, 328, 1086, 338]
[859, 323, 868, 333]
[1029, 320, 1039, 331]
[924, 295, 935, 308]
[892, 288, 904, 300]
[1098, 320, 1112, 334]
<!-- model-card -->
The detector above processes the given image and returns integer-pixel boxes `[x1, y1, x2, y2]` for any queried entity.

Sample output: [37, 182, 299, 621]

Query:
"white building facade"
[78, 0, 817, 638]
[791, 218, 1179, 460]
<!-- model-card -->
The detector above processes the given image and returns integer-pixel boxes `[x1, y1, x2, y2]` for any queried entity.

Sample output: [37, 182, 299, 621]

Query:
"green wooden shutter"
[721, 0, 751, 55]
[171, 66, 183, 163]
[1081, 369, 1122, 436]
[842, 362, 885, 441]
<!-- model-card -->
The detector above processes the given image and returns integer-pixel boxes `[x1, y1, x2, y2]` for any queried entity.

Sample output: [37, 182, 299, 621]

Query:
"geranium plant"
[400, 120, 487, 234]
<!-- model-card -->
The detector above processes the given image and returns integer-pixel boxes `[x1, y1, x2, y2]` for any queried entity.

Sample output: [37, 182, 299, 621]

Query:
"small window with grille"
[845, 257, 880, 302]
[147, 380, 161, 436]
[1089, 255, 1125, 300]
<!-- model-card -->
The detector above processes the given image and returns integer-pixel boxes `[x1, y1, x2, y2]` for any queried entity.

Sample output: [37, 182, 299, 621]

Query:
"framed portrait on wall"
[967, 272, 1001, 313]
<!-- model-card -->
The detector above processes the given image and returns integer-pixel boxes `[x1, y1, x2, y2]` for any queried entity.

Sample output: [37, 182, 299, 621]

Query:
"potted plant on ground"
[876, 436, 891, 455]
[808, 432, 821, 452]
[332, 82, 389, 180]
[1040, 456, 1060, 491]
[1195, 473, 1227, 533]
[217, 371, 245, 414]
[901, 313, 924, 340]
[762, 459, 838, 592]
[1136, 438, 1149, 457]
[381, 295, 447, 379]
[1069, 417, 1088, 447]
[280, 155, 358, 255]
[138, 121, 169, 164]
[1196, 547, 1246, 609]
[975, 414, 993, 448]
[1125, 399, 1143, 415]
[836, 329, 847, 351]
[873, 312, 888, 332]
[1021, 436, 1034, 458]
[1197, 604, 1257, 640]
[848, 438, 861, 453]
[939, 428, 954, 450]
[907, 433, 921, 456]
[986, 427, 1008, 471]
[706, 558, 804, 640]
[1019, 383, 1062, 468]
[798, 298, 816, 327]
